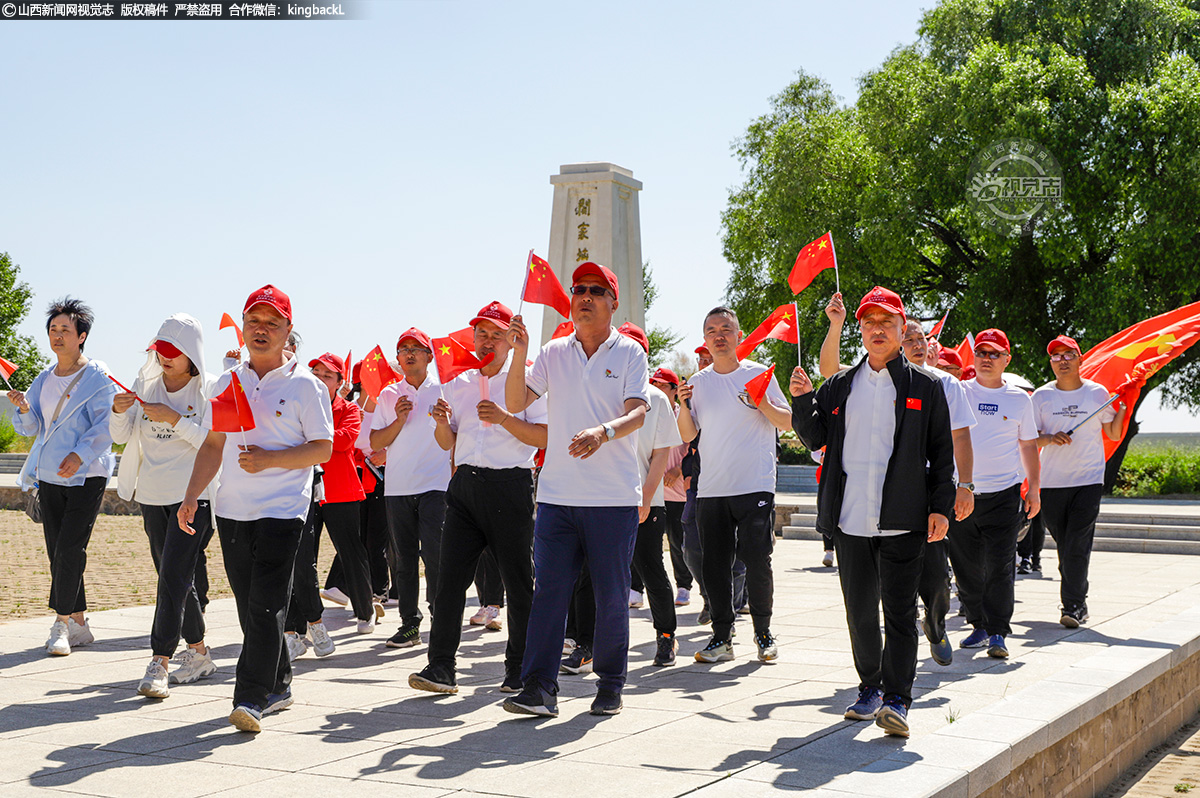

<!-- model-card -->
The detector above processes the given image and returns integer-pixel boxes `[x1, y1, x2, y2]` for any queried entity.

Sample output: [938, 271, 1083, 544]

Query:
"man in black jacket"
[791, 286, 954, 738]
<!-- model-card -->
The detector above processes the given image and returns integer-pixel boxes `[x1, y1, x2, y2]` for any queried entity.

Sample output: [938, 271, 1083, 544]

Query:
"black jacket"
[792, 355, 955, 537]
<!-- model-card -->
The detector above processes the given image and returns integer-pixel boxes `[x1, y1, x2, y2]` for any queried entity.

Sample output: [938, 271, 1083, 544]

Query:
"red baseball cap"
[975, 328, 1011, 353]
[618, 322, 649, 354]
[1046, 334, 1081, 355]
[396, 327, 433, 352]
[936, 349, 963, 368]
[694, 344, 710, 355]
[962, 365, 977, 380]
[650, 367, 680, 387]
[147, 340, 183, 359]
[470, 301, 513, 330]
[351, 360, 363, 383]
[243, 284, 293, 321]
[855, 286, 906, 322]
[572, 261, 620, 300]
[308, 352, 345, 378]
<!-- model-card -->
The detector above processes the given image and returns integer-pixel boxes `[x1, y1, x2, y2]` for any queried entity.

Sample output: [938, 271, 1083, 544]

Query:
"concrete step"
[1046, 537, 1200, 555]
[1093, 523, 1200, 541]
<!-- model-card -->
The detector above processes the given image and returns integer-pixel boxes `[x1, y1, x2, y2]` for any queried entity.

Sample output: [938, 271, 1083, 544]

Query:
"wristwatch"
[603, 423, 616, 440]
[957, 481, 975, 493]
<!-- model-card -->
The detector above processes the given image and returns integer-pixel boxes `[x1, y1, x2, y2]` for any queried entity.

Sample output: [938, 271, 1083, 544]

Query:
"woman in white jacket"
[110, 313, 219, 699]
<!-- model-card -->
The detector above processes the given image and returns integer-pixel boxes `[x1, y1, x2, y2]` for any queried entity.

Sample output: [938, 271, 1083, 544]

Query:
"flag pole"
[828, 232, 840, 296]
[0, 373, 10, 391]
[517, 249, 533, 318]
[794, 301, 801, 364]
[1065, 391, 1125, 437]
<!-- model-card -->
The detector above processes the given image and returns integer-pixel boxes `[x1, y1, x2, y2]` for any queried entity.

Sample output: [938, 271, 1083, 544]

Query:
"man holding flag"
[179, 285, 334, 733]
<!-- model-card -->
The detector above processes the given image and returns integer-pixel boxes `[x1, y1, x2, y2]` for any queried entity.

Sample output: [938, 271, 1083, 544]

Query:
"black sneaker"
[1060, 605, 1089, 629]
[499, 671, 523, 693]
[697, 605, 712, 625]
[502, 681, 558, 717]
[590, 688, 623, 715]
[409, 663, 457, 694]
[1031, 558, 1042, 572]
[386, 620, 421, 649]
[560, 645, 593, 674]
[653, 632, 677, 667]
[1017, 557, 1032, 575]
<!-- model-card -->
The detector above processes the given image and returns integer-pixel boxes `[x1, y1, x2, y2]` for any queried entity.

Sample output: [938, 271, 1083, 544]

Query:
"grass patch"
[1114, 445, 1200, 497]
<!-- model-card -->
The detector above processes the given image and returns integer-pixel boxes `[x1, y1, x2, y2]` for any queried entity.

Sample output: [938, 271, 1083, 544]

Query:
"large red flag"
[0, 356, 18, 384]
[736, 304, 799, 360]
[788, 232, 837, 294]
[744, 364, 777, 408]
[522, 252, 572, 319]
[211, 372, 256, 433]
[219, 313, 244, 348]
[1079, 300, 1200, 459]
[360, 345, 400, 401]
[433, 333, 495, 384]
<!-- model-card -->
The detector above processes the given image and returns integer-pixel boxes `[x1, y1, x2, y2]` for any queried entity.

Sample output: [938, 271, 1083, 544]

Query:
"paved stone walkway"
[4, 537, 1200, 797]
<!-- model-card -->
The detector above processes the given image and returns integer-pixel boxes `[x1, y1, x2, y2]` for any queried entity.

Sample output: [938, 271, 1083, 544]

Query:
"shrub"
[1113, 446, 1200, 497]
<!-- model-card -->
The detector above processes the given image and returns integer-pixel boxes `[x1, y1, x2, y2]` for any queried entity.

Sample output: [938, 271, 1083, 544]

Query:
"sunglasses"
[570, 285, 611, 297]
[397, 346, 430, 356]
[973, 349, 1006, 360]
[1049, 351, 1079, 362]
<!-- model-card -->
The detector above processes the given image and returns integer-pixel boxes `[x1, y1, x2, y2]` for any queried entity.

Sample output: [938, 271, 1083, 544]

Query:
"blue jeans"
[522, 503, 638, 694]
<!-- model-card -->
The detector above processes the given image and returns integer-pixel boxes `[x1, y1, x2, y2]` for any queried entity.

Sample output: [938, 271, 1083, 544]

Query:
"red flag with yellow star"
[521, 252, 572, 318]
[210, 372, 256, 433]
[744, 364, 777, 408]
[736, 304, 799, 360]
[433, 333, 495, 384]
[788, 232, 837, 294]
[1079, 300, 1200, 458]
[360, 345, 400, 401]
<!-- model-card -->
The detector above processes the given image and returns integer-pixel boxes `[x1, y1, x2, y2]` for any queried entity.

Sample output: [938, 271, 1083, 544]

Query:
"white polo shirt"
[839, 362, 901, 537]
[688, 359, 788, 499]
[205, 358, 334, 522]
[372, 374, 450, 496]
[637, 384, 684, 507]
[1032, 380, 1116, 489]
[525, 327, 649, 507]
[444, 356, 548, 470]
[963, 379, 1039, 493]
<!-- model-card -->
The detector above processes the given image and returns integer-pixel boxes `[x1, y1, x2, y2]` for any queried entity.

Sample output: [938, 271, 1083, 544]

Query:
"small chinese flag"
[211, 372, 256, 433]
[551, 320, 575, 340]
[906, 397, 922, 410]
[360, 345, 400, 401]
[432, 333, 494, 384]
[954, 334, 975, 370]
[522, 252, 572, 319]
[448, 327, 475, 349]
[220, 313, 244, 348]
[0, 356, 18, 383]
[744, 364, 777, 408]
[929, 310, 949, 340]
[788, 232, 837, 295]
[736, 304, 799, 360]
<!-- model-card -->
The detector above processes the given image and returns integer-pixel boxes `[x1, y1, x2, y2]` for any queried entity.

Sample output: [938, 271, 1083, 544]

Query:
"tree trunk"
[1103, 388, 1150, 494]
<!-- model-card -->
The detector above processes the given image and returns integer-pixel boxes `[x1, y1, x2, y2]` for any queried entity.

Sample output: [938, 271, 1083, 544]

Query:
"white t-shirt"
[129, 376, 207, 506]
[963, 379, 1038, 493]
[444, 357, 548, 470]
[922, 364, 977, 432]
[40, 371, 109, 479]
[1032, 380, 1116, 489]
[205, 358, 334, 522]
[637, 384, 684, 507]
[372, 374, 450, 496]
[840, 363, 900, 537]
[688, 359, 787, 499]
[525, 327, 649, 507]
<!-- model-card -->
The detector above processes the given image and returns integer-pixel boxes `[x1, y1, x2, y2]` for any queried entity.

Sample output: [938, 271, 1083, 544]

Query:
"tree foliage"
[0, 252, 47, 391]
[722, 0, 1200, 439]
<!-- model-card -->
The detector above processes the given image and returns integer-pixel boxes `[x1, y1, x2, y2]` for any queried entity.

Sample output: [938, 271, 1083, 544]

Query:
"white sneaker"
[822, 550, 835, 568]
[170, 648, 216, 684]
[356, 613, 377, 634]
[480, 606, 502, 631]
[285, 632, 307, 662]
[46, 620, 71, 656]
[67, 618, 94, 647]
[320, 587, 350, 606]
[137, 659, 170, 698]
[629, 590, 644, 609]
[469, 605, 490, 626]
[563, 637, 577, 655]
[308, 621, 336, 657]
[675, 588, 691, 607]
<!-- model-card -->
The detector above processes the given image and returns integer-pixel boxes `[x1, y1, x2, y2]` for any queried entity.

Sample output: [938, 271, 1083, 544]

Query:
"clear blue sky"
[2, 0, 1194, 431]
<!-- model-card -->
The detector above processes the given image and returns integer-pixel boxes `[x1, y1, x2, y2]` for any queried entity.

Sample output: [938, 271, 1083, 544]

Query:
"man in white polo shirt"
[179, 284, 334, 733]
[408, 301, 548, 695]
[503, 262, 648, 717]
[1033, 334, 1126, 628]
[948, 328, 1041, 660]
[678, 306, 792, 665]
[370, 328, 450, 649]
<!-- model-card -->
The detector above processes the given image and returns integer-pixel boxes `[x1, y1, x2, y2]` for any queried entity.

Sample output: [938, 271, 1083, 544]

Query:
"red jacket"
[321, 397, 366, 504]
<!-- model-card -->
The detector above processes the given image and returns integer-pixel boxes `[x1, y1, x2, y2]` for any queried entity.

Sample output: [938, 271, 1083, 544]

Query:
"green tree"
[721, 0, 1200, 485]
[0, 252, 46, 391]
[644, 262, 683, 367]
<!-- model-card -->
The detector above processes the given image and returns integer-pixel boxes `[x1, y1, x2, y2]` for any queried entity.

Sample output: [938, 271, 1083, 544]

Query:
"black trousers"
[217, 515, 303, 709]
[1016, 514, 1045, 563]
[568, 565, 595, 650]
[286, 502, 324, 634]
[946, 484, 1022, 636]
[142, 501, 213, 656]
[664, 501, 692, 591]
[1041, 484, 1103, 611]
[328, 469, 390, 597]
[697, 492, 775, 641]
[39, 477, 107, 616]
[917, 539, 951, 643]
[631, 508, 677, 634]
[385, 491, 446, 625]
[427, 467, 533, 674]
[315, 501, 374, 621]
[474, 547, 505, 607]
[833, 529, 925, 706]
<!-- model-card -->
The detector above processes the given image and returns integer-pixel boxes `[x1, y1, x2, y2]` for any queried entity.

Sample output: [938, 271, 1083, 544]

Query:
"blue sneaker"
[922, 615, 952, 666]
[987, 635, 1009, 659]
[960, 628, 989, 648]
[875, 695, 910, 737]
[228, 703, 262, 732]
[844, 686, 884, 720]
[263, 689, 294, 715]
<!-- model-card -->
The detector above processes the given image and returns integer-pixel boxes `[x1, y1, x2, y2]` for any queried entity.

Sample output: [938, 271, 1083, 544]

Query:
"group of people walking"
[9, 266, 1124, 739]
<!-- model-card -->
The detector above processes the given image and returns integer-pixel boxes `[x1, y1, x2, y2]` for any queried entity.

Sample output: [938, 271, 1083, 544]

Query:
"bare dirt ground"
[1102, 712, 1200, 797]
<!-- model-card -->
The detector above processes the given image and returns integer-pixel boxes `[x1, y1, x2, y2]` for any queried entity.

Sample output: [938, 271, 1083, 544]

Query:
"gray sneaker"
[169, 648, 217, 684]
[694, 636, 734, 663]
[137, 659, 170, 699]
[308, 621, 336, 657]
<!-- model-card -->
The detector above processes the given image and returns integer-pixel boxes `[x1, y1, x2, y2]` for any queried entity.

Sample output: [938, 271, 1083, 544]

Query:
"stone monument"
[539, 162, 644, 344]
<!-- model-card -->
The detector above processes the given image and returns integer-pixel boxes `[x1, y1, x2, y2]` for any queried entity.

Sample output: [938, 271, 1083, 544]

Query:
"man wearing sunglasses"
[503, 262, 649, 717]
[949, 329, 1041, 661]
[1032, 335, 1127, 629]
